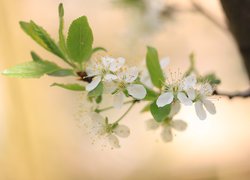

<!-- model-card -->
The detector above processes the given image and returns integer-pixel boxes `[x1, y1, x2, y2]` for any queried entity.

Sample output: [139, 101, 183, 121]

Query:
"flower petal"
[127, 84, 147, 100]
[186, 88, 196, 100]
[124, 67, 138, 83]
[169, 101, 181, 117]
[104, 74, 118, 81]
[161, 126, 173, 142]
[109, 57, 125, 72]
[177, 92, 193, 106]
[103, 81, 117, 94]
[182, 74, 197, 89]
[113, 92, 125, 108]
[86, 76, 102, 91]
[202, 99, 216, 115]
[113, 124, 130, 138]
[200, 83, 213, 96]
[171, 120, 187, 131]
[156, 92, 174, 107]
[101, 56, 114, 69]
[145, 119, 160, 130]
[108, 134, 120, 148]
[195, 101, 207, 120]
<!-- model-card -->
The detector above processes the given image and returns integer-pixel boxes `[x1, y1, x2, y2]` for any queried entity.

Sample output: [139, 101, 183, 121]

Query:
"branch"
[213, 89, 250, 99]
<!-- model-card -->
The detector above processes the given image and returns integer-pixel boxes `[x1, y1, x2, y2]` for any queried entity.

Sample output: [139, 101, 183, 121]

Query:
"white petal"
[89, 112, 105, 125]
[127, 84, 147, 100]
[183, 74, 197, 89]
[171, 120, 187, 131]
[108, 134, 120, 148]
[113, 92, 125, 108]
[104, 74, 118, 81]
[177, 92, 193, 106]
[200, 83, 213, 96]
[86, 76, 102, 91]
[169, 101, 181, 117]
[186, 88, 196, 100]
[86, 65, 101, 77]
[101, 56, 114, 69]
[103, 81, 117, 94]
[145, 119, 160, 130]
[161, 126, 173, 142]
[124, 67, 138, 83]
[156, 92, 174, 107]
[195, 101, 207, 120]
[160, 57, 170, 69]
[113, 124, 130, 138]
[202, 99, 216, 115]
[109, 57, 125, 72]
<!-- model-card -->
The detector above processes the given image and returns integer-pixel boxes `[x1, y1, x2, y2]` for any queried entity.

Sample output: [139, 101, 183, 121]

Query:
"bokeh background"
[0, 0, 250, 179]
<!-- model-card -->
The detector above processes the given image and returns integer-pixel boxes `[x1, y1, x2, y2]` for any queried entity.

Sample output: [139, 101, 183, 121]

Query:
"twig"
[213, 89, 250, 99]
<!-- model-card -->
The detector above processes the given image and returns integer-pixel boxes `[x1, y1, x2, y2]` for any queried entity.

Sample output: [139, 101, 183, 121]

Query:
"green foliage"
[146, 46, 165, 88]
[47, 69, 74, 77]
[150, 101, 171, 122]
[67, 16, 93, 64]
[200, 73, 221, 85]
[88, 82, 103, 98]
[92, 47, 107, 54]
[20, 21, 66, 60]
[141, 102, 151, 113]
[51, 83, 85, 91]
[2, 61, 61, 78]
[58, 3, 67, 55]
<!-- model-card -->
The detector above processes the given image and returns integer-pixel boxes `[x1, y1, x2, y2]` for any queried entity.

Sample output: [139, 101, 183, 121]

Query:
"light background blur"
[0, 0, 250, 179]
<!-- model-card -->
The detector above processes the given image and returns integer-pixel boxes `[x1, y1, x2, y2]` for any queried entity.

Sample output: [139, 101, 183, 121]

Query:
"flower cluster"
[156, 74, 216, 120]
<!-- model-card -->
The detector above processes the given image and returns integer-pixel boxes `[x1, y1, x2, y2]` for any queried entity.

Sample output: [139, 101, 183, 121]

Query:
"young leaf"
[67, 16, 93, 63]
[47, 69, 74, 77]
[2, 61, 60, 78]
[58, 3, 67, 54]
[88, 82, 103, 98]
[20, 21, 66, 61]
[146, 46, 165, 88]
[31, 51, 43, 62]
[92, 47, 107, 54]
[150, 101, 171, 122]
[51, 83, 85, 91]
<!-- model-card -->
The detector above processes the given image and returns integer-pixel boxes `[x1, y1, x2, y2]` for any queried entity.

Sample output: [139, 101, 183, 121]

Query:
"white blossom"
[113, 66, 146, 108]
[89, 112, 130, 148]
[86, 56, 125, 91]
[194, 83, 216, 120]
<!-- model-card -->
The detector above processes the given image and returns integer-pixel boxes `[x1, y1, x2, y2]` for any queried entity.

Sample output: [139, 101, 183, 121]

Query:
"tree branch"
[213, 89, 250, 99]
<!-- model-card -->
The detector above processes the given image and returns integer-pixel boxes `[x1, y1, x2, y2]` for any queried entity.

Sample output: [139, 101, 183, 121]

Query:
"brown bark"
[220, 0, 250, 80]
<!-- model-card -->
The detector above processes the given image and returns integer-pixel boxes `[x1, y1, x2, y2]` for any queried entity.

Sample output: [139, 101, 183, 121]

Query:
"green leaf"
[58, 3, 67, 55]
[146, 46, 165, 88]
[88, 82, 103, 98]
[47, 69, 74, 77]
[92, 47, 107, 54]
[144, 88, 158, 101]
[67, 16, 93, 63]
[200, 73, 221, 85]
[150, 101, 171, 122]
[2, 61, 60, 78]
[31, 51, 43, 62]
[20, 21, 66, 60]
[51, 83, 85, 91]
[95, 95, 102, 104]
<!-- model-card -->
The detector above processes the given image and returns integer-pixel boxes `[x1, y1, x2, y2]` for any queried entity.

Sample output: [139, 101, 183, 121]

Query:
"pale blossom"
[89, 112, 130, 148]
[113, 67, 146, 108]
[194, 83, 216, 120]
[85, 56, 125, 91]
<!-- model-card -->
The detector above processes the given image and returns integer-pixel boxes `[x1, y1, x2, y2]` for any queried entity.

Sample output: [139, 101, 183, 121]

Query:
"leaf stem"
[114, 101, 136, 123]
[95, 100, 134, 113]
